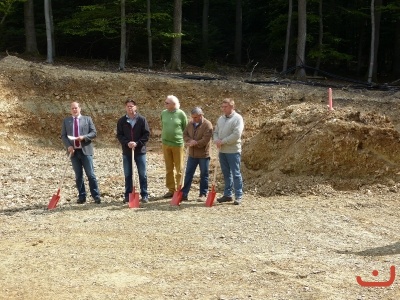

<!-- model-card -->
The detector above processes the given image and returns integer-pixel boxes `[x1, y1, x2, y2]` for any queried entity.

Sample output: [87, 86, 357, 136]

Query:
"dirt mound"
[242, 103, 400, 195]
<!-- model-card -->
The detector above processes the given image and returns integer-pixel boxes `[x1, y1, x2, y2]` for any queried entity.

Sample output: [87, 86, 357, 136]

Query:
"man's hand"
[67, 146, 75, 155]
[128, 141, 137, 148]
[187, 140, 198, 147]
[214, 139, 223, 149]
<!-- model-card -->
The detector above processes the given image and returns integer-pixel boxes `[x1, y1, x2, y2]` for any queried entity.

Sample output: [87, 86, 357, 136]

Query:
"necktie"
[74, 117, 80, 148]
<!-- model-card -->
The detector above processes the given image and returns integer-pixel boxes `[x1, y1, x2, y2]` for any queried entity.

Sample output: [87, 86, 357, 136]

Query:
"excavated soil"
[1, 55, 400, 299]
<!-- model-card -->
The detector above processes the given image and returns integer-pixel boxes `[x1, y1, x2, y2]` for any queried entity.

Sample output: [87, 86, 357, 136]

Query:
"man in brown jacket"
[181, 107, 213, 202]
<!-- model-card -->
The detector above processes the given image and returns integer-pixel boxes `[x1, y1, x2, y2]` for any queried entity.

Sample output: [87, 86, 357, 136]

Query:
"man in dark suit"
[61, 102, 101, 204]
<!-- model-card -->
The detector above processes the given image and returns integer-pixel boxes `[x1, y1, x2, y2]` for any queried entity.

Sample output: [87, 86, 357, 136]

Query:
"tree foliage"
[0, 0, 399, 81]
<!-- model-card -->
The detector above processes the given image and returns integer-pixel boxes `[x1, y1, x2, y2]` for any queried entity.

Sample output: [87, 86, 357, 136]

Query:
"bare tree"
[295, 0, 307, 80]
[44, 0, 54, 63]
[119, 0, 126, 70]
[282, 0, 293, 72]
[147, 0, 153, 68]
[314, 0, 323, 76]
[234, 0, 242, 64]
[370, 0, 382, 82]
[169, 0, 182, 71]
[367, 0, 375, 83]
[24, 0, 38, 55]
[394, 16, 400, 77]
[201, 0, 209, 60]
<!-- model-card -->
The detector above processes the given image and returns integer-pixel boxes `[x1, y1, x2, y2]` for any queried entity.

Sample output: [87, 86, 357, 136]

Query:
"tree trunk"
[201, 0, 209, 60]
[147, 0, 153, 68]
[283, 0, 293, 72]
[371, 0, 382, 82]
[295, 0, 307, 80]
[314, 0, 323, 76]
[367, 0, 375, 84]
[24, 0, 38, 55]
[50, 0, 55, 57]
[44, 0, 54, 63]
[119, 0, 126, 71]
[234, 0, 242, 64]
[394, 18, 400, 77]
[169, 0, 182, 71]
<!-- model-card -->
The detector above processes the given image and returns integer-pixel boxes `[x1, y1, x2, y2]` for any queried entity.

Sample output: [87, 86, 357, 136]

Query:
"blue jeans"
[70, 150, 100, 199]
[182, 156, 210, 197]
[123, 153, 148, 199]
[219, 152, 243, 199]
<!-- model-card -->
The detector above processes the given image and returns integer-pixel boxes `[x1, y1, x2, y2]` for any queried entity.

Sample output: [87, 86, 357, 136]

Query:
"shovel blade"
[205, 186, 216, 207]
[48, 189, 61, 210]
[128, 190, 140, 208]
[170, 190, 182, 206]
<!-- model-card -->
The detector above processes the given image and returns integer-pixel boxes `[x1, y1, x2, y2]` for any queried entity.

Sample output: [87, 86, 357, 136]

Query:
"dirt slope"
[1, 55, 400, 194]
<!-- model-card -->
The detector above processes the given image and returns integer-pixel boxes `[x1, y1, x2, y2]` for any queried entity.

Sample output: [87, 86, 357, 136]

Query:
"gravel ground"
[1, 145, 400, 300]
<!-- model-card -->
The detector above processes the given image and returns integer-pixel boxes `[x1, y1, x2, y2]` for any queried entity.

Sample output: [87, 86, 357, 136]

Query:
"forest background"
[0, 0, 399, 83]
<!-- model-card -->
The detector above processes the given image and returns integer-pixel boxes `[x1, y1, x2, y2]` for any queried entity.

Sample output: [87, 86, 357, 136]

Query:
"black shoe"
[181, 195, 188, 201]
[77, 198, 86, 204]
[163, 192, 174, 198]
[141, 196, 149, 203]
[217, 196, 233, 203]
[94, 198, 101, 204]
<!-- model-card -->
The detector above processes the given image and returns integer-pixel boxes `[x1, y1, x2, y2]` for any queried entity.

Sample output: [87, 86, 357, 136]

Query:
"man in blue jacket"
[117, 99, 150, 203]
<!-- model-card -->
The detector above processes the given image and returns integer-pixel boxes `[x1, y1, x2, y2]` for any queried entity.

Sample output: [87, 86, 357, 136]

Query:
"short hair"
[166, 95, 180, 109]
[125, 98, 136, 105]
[191, 107, 203, 115]
[222, 98, 235, 107]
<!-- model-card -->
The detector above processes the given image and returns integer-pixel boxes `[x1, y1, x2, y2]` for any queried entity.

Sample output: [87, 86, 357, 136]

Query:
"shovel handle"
[178, 147, 189, 187]
[58, 152, 72, 190]
[131, 148, 136, 189]
[211, 148, 219, 186]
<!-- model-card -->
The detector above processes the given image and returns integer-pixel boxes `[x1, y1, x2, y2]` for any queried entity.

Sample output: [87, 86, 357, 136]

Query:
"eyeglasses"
[127, 105, 135, 108]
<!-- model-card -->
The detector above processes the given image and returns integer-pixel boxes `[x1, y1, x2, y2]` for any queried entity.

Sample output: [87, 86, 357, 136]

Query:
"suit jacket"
[61, 115, 97, 155]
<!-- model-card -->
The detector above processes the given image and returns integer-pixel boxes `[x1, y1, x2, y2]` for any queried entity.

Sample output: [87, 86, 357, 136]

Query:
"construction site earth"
[0, 56, 400, 299]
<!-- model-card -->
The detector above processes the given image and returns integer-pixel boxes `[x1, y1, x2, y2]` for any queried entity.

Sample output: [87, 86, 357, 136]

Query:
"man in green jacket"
[161, 95, 188, 198]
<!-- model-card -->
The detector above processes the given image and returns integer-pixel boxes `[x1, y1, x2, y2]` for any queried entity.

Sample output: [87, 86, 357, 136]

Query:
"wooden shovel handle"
[178, 147, 189, 187]
[131, 148, 136, 189]
[211, 147, 219, 186]
[58, 152, 72, 190]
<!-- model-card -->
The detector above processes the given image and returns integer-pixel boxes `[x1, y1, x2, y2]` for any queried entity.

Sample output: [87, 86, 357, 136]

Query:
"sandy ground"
[1, 146, 400, 300]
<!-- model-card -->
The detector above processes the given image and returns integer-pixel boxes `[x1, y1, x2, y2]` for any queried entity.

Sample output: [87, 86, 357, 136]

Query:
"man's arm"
[83, 116, 97, 141]
[221, 115, 244, 145]
[137, 117, 150, 146]
[116, 117, 130, 146]
[196, 121, 213, 147]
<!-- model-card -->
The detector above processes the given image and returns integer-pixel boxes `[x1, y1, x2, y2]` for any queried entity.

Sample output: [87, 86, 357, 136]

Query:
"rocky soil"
[0, 55, 400, 299]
